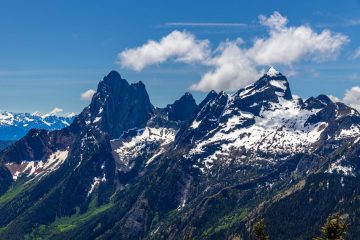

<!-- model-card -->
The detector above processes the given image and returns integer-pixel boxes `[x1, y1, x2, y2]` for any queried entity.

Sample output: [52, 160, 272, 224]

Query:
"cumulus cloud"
[331, 87, 360, 111]
[259, 11, 288, 31]
[81, 89, 96, 101]
[249, 12, 349, 65]
[328, 95, 341, 103]
[119, 12, 349, 91]
[191, 39, 261, 91]
[343, 86, 360, 111]
[118, 30, 210, 71]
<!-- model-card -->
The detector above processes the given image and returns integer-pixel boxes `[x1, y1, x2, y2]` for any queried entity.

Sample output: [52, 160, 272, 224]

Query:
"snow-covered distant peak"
[266, 67, 280, 77]
[30, 110, 76, 119]
[31, 111, 42, 117]
[65, 112, 77, 118]
[0, 111, 75, 140]
[41, 107, 64, 119]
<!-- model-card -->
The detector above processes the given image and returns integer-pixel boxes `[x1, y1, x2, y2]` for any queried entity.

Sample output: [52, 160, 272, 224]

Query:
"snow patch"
[6, 149, 69, 181]
[326, 156, 355, 176]
[191, 120, 201, 129]
[267, 67, 280, 77]
[270, 80, 287, 90]
[87, 173, 107, 196]
[112, 127, 176, 169]
[188, 98, 326, 170]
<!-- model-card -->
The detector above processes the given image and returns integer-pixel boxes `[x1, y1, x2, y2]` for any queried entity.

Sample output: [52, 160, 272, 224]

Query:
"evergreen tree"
[183, 229, 193, 240]
[254, 219, 269, 240]
[314, 213, 348, 240]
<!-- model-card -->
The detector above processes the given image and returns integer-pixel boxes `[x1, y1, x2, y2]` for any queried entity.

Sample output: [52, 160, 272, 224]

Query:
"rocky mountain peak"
[305, 94, 333, 110]
[266, 66, 280, 77]
[76, 71, 153, 139]
[235, 68, 292, 104]
[166, 92, 197, 122]
[3, 69, 360, 240]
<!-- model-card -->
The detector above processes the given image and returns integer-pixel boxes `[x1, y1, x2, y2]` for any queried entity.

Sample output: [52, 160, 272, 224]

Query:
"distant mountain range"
[0, 111, 75, 141]
[0, 69, 360, 239]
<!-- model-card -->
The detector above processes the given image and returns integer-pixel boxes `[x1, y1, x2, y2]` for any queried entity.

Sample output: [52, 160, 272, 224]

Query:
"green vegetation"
[314, 214, 348, 240]
[202, 208, 249, 237]
[24, 202, 114, 239]
[0, 182, 27, 206]
[254, 219, 269, 240]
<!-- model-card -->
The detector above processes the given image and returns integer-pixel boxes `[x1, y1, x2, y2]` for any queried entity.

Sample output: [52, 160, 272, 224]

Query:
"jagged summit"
[3, 70, 360, 239]
[75, 71, 153, 139]
[166, 92, 197, 122]
[235, 66, 292, 103]
[266, 66, 281, 77]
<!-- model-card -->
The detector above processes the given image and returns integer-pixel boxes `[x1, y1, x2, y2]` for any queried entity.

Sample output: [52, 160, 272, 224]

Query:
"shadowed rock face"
[3, 69, 360, 240]
[78, 71, 154, 139]
[166, 92, 197, 122]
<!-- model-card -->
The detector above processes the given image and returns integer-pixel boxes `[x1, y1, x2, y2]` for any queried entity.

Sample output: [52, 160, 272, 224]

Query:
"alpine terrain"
[0, 111, 75, 141]
[0, 68, 360, 239]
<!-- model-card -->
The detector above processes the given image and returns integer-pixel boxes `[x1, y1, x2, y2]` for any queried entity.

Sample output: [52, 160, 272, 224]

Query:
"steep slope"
[0, 68, 360, 240]
[51, 68, 360, 240]
[165, 92, 198, 122]
[110, 92, 197, 186]
[0, 71, 197, 239]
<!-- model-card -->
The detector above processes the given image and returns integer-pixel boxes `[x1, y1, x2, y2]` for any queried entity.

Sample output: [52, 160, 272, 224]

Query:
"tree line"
[254, 213, 347, 240]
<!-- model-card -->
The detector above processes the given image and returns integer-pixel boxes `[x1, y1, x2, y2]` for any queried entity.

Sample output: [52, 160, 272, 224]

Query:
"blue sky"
[1, 0, 360, 114]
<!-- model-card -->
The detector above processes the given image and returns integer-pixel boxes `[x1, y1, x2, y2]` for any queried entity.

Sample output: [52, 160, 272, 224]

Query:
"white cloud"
[41, 107, 64, 118]
[118, 12, 349, 92]
[259, 11, 288, 31]
[351, 47, 360, 59]
[81, 89, 96, 101]
[328, 88, 360, 111]
[343, 86, 360, 111]
[191, 39, 261, 91]
[328, 95, 341, 103]
[118, 30, 210, 71]
[48, 107, 63, 115]
[248, 11, 349, 65]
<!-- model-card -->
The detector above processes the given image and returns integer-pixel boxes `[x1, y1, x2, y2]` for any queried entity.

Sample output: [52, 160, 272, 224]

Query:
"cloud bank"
[118, 11, 349, 91]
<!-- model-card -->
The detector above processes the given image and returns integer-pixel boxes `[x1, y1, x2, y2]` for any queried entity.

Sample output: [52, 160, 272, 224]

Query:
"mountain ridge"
[0, 111, 74, 141]
[0, 69, 360, 239]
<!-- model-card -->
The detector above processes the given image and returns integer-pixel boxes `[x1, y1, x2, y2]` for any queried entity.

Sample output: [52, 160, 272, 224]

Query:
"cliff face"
[1, 69, 360, 240]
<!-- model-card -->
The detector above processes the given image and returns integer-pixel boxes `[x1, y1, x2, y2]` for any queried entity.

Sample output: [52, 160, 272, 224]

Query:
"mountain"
[0, 111, 75, 141]
[0, 69, 360, 239]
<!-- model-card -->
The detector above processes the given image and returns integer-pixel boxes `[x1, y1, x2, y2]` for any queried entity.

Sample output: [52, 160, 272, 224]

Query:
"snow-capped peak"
[65, 112, 77, 118]
[266, 67, 280, 77]
[31, 111, 42, 117]
[0, 111, 75, 140]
